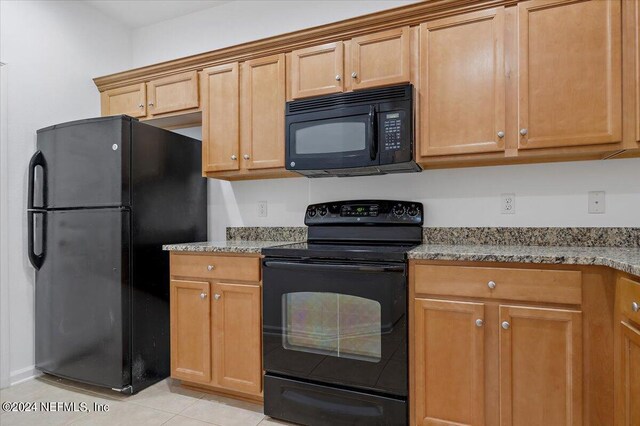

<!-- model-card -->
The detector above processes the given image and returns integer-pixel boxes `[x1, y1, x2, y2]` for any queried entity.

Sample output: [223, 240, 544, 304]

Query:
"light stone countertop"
[162, 240, 295, 254]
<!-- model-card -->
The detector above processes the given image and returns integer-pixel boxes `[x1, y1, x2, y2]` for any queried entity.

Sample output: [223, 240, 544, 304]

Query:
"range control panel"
[305, 200, 423, 226]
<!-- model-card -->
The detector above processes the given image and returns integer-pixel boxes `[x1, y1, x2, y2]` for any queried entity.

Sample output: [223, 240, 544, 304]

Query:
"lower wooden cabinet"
[411, 262, 585, 426]
[169, 253, 263, 400]
[616, 276, 640, 426]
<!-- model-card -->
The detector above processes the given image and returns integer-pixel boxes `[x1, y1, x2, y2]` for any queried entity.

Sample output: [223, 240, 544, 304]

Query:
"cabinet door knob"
[519, 128, 528, 136]
[138, 104, 144, 108]
[231, 155, 237, 161]
[632, 301, 639, 312]
[475, 319, 484, 327]
[243, 154, 250, 160]
[351, 72, 357, 78]
[200, 292, 207, 299]
[335, 75, 341, 81]
[207, 265, 215, 271]
[214, 294, 221, 300]
[487, 281, 496, 289]
[497, 131, 505, 138]
[501, 321, 510, 330]
[148, 102, 154, 107]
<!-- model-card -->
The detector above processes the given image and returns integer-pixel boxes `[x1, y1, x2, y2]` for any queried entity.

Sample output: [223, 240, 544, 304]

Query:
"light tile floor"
[0, 375, 294, 426]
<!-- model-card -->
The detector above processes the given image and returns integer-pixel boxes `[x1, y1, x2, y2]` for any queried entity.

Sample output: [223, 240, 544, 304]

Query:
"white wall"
[0, 0, 132, 386]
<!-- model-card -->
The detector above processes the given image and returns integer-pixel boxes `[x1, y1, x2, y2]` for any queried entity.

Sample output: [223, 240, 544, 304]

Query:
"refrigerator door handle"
[27, 211, 45, 270]
[28, 150, 46, 209]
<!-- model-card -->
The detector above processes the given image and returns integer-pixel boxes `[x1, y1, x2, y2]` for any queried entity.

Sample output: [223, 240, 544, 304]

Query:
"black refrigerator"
[27, 115, 207, 394]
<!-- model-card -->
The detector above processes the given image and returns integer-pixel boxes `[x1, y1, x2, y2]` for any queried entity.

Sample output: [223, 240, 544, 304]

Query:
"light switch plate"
[258, 201, 268, 217]
[588, 191, 605, 214]
[501, 193, 515, 214]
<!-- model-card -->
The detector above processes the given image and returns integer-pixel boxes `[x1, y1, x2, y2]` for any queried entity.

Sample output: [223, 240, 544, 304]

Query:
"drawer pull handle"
[214, 294, 221, 300]
[501, 321, 510, 330]
[475, 319, 484, 327]
[633, 302, 640, 313]
[200, 293, 207, 299]
[207, 265, 215, 271]
[487, 281, 496, 289]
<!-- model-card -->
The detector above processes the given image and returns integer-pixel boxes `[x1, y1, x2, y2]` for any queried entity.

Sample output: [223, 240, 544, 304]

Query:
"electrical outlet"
[258, 201, 268, 217]
[501, 193, 515, 214]
[588, 191, 605, 214]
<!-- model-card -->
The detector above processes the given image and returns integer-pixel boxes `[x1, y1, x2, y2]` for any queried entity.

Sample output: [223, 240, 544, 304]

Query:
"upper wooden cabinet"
[289, 27, 411, 100]
[170, 279, 211, 384]
[201, 63, 241, 173]
[418, 8, 505, 158]
[241, 54, 286, 170]
[100, 83, 146, 118]
[290, 42, 344, 99]
[517, 0, 622, 150]
[146, 71, 199, 116]
[350, 27, 410, 90]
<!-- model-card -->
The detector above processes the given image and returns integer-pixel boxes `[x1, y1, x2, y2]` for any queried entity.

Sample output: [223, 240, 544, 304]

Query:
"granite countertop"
[408, 244, 640, 277]
[162, 240, 295, 254]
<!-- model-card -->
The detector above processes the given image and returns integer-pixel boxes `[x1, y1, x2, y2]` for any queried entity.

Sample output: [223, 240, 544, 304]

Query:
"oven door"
[262, 258, 407, 396]
[285, 105, 378, 171]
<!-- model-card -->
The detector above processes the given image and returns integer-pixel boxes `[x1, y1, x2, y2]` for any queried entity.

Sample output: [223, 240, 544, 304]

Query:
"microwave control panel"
[305, 200, 423, 225]
[382, 112, 403, 151]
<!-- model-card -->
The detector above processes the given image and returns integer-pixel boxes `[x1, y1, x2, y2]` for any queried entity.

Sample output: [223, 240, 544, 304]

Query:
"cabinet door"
[147, 71, 198, 116]
[290, 42, 344, 99]
[201, 63, 240, 172]
[241, 54, 285, 170]
[100, 83, 146, 118]
[212, 282, 262, 395]
[419, 8, 505, 157]
[414, 298, 485, 426]
[499, 305, 582, 426]
[517, 0, 622, 150]
[619, 321, 640, 426]
[350, 27, 410, 91]
[170, 280, 211, 383]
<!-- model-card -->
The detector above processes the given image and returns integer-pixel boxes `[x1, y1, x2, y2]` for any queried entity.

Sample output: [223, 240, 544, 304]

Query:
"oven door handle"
[263, 260, 405, 273]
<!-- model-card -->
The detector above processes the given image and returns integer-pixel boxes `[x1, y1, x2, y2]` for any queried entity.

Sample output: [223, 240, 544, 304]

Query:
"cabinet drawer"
[171, 253, 260, 282]
[414, 265, 582, 305]
[620, 276, 640, 324]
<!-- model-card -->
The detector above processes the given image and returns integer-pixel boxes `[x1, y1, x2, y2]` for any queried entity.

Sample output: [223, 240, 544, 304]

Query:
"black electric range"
[262, 200, 423, 426]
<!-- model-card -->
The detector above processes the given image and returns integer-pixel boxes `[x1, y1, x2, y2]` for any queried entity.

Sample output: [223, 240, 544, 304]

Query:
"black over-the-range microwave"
[285, 84, 421, 177]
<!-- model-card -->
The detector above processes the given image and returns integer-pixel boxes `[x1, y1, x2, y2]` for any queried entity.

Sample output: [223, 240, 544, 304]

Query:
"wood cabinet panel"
[350, 27, 410, 90]
[419, 8, 505, 157]
[100, 83, 146, 118]
[290, 42, 344, 99]
[170, 253, 260, 282]
[212, 282, 262, 396]
[201, 63, 240, 172]
[147, 71, 198, 116]
[241, 54, 285, 170]
[517, 0, 622, 150]
[170, 279, 211, 383]
[414, 298, 485, 426]
[499, 305, 582, 426]
[619, 276, 640, 325]
[619, 321, 640, 426]
[414, 264, 582, 305]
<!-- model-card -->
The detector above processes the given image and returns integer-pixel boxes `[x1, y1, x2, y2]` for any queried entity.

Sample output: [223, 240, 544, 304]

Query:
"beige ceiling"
[85, 0, 231, 29]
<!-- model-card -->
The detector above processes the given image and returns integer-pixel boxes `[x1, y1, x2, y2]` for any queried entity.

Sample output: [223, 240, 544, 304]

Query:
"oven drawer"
[619, 276, 640, 324]
[264, 374, 407, 426]
[170, 253, 261, 282]
[413, 265, 582, 305]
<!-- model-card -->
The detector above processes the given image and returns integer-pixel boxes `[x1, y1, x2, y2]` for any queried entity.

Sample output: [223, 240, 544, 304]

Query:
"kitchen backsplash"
[226, 227, 640, 247]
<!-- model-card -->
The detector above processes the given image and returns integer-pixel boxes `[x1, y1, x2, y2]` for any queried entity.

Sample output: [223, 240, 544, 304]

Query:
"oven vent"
[287, 84, 412, 114]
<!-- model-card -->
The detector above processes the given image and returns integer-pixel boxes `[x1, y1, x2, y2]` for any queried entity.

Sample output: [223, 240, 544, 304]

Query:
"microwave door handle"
[368, 105, 377, 161]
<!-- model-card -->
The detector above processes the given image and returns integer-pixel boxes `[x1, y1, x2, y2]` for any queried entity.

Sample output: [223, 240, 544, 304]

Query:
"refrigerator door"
[34, 116, 131, 209]
[35, 208, 131, 389]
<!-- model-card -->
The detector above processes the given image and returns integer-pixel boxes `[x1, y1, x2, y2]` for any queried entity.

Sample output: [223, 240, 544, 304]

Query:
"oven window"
[293, 118, 367, 155]
[282, 292, 381, 363]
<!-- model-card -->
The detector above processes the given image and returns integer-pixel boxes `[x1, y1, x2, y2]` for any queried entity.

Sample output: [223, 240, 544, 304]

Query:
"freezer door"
[34, 116, 131, 209]
[35, 208, 131, 389]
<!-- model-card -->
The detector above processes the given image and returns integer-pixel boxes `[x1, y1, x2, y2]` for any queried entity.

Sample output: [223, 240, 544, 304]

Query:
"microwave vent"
[287, 84, 412, 114]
